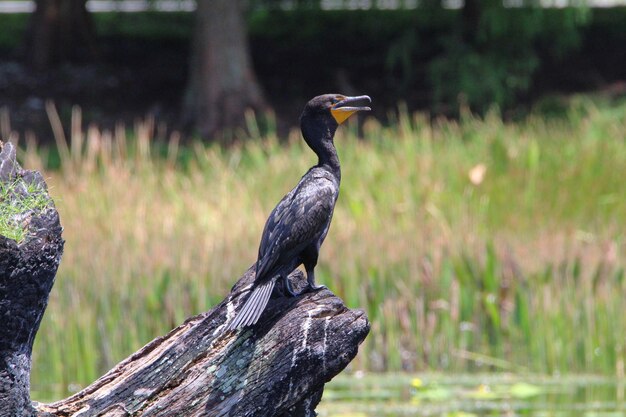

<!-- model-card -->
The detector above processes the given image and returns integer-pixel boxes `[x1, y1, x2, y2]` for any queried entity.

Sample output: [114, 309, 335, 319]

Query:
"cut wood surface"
[0, 141, 370, 417]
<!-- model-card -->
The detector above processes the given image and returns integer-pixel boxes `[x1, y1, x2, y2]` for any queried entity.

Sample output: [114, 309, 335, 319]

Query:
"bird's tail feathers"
[226, 280, 275, 331]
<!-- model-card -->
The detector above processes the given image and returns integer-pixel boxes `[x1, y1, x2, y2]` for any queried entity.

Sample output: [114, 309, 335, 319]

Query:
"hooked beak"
[331, 95, 372, 124]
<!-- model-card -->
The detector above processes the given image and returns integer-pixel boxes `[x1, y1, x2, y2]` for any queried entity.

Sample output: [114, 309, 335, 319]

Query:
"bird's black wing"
[255, 173, 337, 283]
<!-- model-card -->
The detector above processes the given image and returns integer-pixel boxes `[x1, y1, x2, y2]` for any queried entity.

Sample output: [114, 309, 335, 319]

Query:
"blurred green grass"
[15, 95, 626, 401]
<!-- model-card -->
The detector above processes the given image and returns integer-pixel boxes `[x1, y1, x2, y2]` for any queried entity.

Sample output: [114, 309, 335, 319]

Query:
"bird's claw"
[285, 286, 299, 297]
[281, 276, 299, 297]
[303, 283, 327, 294]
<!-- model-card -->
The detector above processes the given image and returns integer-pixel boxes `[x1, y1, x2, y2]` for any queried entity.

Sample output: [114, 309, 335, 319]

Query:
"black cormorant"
[226, 94, 371, 331]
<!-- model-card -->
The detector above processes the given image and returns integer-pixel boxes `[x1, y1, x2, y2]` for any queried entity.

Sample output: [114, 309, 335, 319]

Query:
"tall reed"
[5, 97, 624, 401]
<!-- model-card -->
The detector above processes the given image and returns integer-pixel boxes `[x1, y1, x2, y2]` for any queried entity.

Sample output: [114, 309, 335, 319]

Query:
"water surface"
[318, 373, 625, 417]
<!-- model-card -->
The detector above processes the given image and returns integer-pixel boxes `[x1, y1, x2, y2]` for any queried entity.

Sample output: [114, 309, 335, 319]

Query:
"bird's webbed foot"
[301, 269, 327, 294]
[281, 274, 299, 297]
[305, 283, 327, 293]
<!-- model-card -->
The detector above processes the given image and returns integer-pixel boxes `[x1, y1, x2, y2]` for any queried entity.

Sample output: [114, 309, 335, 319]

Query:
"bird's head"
[300, 94, 371, 146]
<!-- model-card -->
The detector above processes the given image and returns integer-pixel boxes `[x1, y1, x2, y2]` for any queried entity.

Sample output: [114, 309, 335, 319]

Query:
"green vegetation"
[94, 11, 192, 40]
[27, 96, 626, 401]
[0, 13, 28, 51]
[0, 176, 50, 242]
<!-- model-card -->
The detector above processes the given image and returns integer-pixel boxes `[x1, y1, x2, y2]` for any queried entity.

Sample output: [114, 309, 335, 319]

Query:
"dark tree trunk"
[24, 0, 97, 70]
[184, 0, 267, 140]
[0, 141, 369, 416]
[462, 0, 482, 44]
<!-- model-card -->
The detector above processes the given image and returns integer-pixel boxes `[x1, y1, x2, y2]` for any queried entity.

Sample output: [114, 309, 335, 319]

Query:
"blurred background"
[1, 0, 625, 415]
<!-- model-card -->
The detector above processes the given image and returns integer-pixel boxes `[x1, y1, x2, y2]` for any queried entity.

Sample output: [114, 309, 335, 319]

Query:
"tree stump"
[1, 141, 65, 417]
[0, 141, 370, 417]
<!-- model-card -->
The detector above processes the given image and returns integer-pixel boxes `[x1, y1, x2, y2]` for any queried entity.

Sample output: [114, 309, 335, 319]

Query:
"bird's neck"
[317, 141, 341, 182]
[301, 116, 342, 182]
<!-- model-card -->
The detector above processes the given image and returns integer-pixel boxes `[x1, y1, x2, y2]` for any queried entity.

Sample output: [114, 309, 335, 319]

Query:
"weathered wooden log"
[0, 141, 370, 417]
[37, 268, 369, 416]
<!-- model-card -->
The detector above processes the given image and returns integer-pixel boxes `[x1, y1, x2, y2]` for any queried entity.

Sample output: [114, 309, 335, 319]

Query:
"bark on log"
[0, 141, 370, 417]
